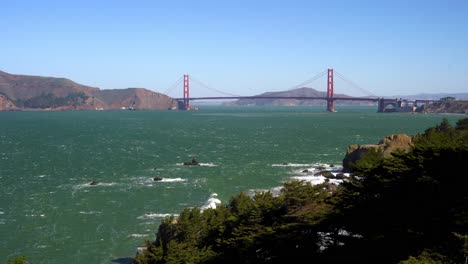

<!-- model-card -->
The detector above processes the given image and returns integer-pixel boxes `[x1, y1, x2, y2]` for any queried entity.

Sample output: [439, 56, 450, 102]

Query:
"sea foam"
[201, 193, 222, 210]
[128, 234, 149, 238]
[137, 213, 178, 220]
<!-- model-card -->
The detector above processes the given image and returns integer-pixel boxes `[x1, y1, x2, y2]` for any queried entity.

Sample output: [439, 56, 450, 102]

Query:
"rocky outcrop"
[0, 94, 17, 111]
[183, 158, 200, 166]
[342, 134, 413, 173]
[419, 101, 468, 114]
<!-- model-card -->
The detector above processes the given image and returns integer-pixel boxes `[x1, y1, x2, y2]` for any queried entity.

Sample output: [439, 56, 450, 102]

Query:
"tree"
[440, 96, 456, 101]
[456, 118, 468, 130]
[6, 256, 32, 264]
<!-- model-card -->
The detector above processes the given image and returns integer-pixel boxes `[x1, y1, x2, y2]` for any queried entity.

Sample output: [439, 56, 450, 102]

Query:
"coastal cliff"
[0, 70, 178, 111]
[419, 100, 468, 114]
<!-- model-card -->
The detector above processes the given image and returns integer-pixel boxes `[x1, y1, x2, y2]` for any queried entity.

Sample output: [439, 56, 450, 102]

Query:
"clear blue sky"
[2, 0, 467, 97]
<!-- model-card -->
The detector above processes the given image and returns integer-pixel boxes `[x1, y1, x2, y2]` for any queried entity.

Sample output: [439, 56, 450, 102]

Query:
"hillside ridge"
[0, 71, 178, 111]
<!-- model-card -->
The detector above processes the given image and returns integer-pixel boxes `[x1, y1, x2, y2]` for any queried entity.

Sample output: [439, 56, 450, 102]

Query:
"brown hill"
[0, 71, 178, 111]
[224, 87, 374, 106]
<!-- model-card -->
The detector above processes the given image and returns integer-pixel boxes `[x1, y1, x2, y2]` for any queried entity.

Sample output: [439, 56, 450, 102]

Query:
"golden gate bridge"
[164, 69, 439, 112]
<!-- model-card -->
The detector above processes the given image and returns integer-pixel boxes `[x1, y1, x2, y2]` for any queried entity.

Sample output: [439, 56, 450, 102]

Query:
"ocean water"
[0, 106, 463, 263]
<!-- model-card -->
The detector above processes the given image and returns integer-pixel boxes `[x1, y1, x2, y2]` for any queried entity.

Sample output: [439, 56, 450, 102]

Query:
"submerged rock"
[89, 181, 99, 186]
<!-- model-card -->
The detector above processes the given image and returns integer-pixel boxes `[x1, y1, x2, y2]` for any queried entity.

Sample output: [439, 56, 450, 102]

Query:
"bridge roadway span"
[176, 96, 380, 101]
[175, 96, 437, 103]
[175, 96, 439, 112]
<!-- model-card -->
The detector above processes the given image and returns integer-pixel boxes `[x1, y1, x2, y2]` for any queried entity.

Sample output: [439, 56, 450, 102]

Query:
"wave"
[137, 213, 178, 220]
[78, 211, 102, 215]
[176, 163, 217, 167]
[128, 233, 149, 238]
[291, 175, 347, 185]
[201, 193, 222, 210]
[199, 163, 217, 167]
[272, 163, 315, 167]
[157, 178, 186, 183]
[25, 214, 46, 217]
[73, 182, 117, 190]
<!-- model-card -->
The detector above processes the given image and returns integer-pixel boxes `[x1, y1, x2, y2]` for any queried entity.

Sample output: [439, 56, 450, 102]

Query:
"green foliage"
[6, 256, 32, 264]
[134, 118, 468, 264]
[399, 249, 453, 264]
[456, 118, 468, 130]
[440, 96, 456, 102]
[349, 148, 384, 175]
[15, 92, 88, 108]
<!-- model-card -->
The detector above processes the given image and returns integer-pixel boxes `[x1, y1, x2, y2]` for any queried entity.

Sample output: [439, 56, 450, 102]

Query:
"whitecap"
[73, 182, 117, 190]
[0, 211, 4, 215]
[137, 213, 178, 220]
[35, 245, 49, 249]
[291, 175, 346, 185]
[291, 175, 328, 185]
[176, 163, 217, 167]
[159, 178, 186, 183]
[199, 163, 217, 167]
[79, 211, 102, 215]
[128, 234, 149, 238]
[201, 193, 222, 210]
[272, 163, 315, 167]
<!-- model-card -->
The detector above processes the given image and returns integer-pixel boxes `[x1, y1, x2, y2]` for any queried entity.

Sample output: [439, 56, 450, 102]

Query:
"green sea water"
[0, 106, 463, 263]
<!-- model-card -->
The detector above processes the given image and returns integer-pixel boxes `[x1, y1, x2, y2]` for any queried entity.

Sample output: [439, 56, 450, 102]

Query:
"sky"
[1, 0, 468, 97]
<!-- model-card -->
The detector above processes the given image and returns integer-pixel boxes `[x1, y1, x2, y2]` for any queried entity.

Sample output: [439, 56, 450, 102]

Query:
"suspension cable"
[163, 76, 183, 96]
[189, 76, 241, 97]
[286, 69, 328, 91]
[334, 71, 378, 97]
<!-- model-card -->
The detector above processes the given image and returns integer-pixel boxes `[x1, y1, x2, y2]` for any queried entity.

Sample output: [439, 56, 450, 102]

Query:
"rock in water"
[183, 158, 200, 166]
[342, 134, 413, 173]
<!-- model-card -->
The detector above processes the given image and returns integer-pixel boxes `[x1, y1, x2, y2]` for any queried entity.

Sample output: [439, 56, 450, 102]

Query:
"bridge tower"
[183, 74, 190, 110]
[326, 68, 335, 112]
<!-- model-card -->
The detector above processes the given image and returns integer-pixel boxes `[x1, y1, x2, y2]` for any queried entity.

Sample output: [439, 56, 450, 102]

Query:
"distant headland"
[0, 70, 178, 111]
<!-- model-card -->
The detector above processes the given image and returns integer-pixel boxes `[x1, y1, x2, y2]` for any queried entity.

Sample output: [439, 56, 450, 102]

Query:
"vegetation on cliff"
[0, 71, 178, 110]
[14, 92, 89, 109]
[421, 100, 468, 114]
[134, 118, 468, 264]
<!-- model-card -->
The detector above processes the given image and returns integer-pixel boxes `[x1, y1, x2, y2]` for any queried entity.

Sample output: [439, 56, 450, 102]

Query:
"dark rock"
[183, 158, 200, 166]
[302, 169, 309, 173]
[320, 171, 335, 178]
[314, 171, 335, 178]
[335, 173, 346, 179]
[153, 177, 163, 181]
[89, 181, 99, 186]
